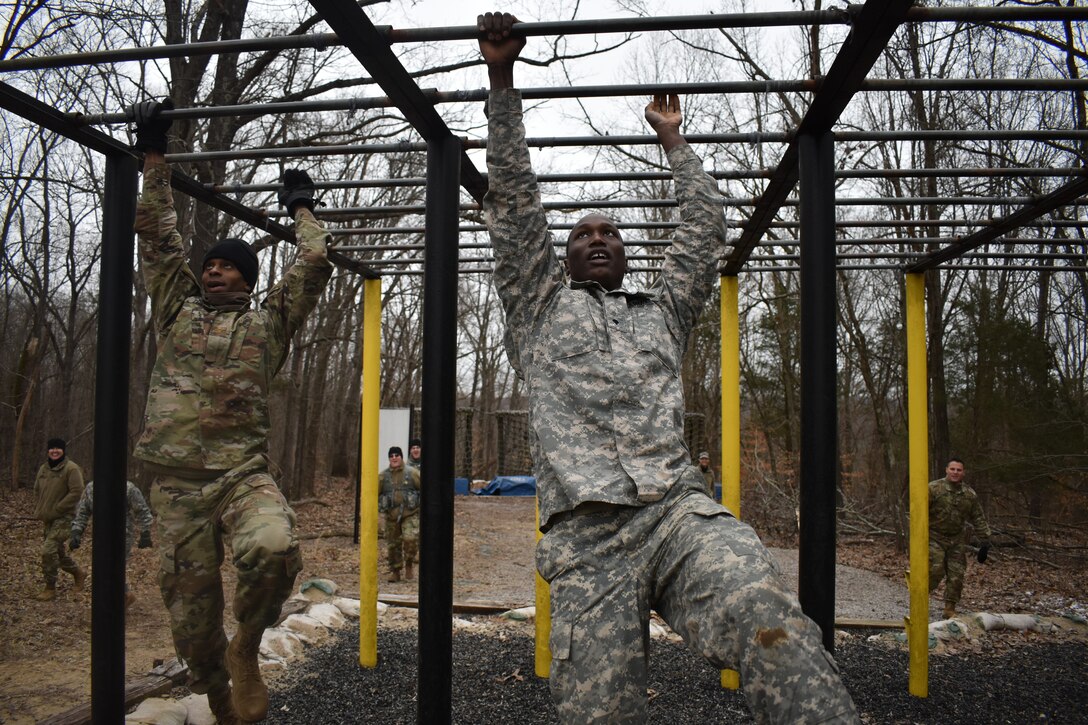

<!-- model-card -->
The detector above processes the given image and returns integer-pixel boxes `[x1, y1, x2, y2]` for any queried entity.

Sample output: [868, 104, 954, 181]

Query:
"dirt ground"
[0, 476, 1084, 723]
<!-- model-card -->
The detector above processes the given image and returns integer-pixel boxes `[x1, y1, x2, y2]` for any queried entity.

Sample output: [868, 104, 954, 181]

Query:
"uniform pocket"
[543, 293, 601, 361]
[632, 301, 680, 375]
[549, 618, 573, 661]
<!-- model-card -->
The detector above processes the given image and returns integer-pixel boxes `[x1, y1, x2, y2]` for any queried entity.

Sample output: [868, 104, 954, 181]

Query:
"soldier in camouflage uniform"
[929, 458, 991, 619]
[69, 479, 154, 609]
[32, 438, 87, 601]
[478, 13, 858, 724]
[697, 451, 715, 497]
[128, 99, 332, 724]
[407, 437, 423, 470]
[378, 446, 422, 582]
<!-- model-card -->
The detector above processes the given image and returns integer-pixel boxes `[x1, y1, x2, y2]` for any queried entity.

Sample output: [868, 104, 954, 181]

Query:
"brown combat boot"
[942, 604, 956, 619]
[226, 627, 268, 722]
[404, 560, 414, 580]
[207, 684, 241, 725]
[34, 582, 56, 601]
[125, 591, 137, 610]
[71, 566, 87, 592]
[385, 569, 401, 583]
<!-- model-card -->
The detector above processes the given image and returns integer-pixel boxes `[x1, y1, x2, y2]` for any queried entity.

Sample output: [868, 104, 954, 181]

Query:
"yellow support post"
[535, 496, 551, 678]
[359, 277, 381, 668]
[905, 273, 929, 697]
[720, 274, 741, 691]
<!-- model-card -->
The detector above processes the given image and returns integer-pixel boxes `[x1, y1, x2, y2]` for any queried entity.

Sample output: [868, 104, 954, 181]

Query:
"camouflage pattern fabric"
[928, 477, 991, 608]
[379, 465, 421, 573]
[486, 89, 858, 723]
[71, 480, 154, 558]
[132, 158, 333, 471]
[485, 88, 727, 530]
[41, 517, 80, 584]
[150, 456, 301, 694]
[33, 459, 84, 522]
[537, 476, 858, 724]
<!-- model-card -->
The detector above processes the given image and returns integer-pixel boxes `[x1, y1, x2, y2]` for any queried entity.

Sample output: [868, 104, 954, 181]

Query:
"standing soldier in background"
[69, 479, 154, 610]
[929, 458, 992, 619]
[697, 451, 714, 497]
[478, 12, 858, 723]
[378, 446, 422, 582]
[407, 437, 423, 470]
[129, 97, 333, 724]
[32, 438, 86, 601]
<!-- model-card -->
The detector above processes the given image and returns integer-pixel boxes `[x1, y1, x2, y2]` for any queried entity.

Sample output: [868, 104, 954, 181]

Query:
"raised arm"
[129, 98, 201, 333]
[262, 169, 333, 370]
[478, 12, 564, 373]
[646, 94, 728, 342]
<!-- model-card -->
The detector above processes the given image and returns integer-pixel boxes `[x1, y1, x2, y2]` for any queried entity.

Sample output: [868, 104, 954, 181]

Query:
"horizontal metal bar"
[165, 129, 1088, 162]
[206, 165, 1086, 194]
[80, 77, 1088, 125]
[9, 5, 1084, 74]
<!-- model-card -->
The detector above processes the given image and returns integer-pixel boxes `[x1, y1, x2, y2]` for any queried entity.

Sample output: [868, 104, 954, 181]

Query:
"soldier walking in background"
[69, 479, 154, 610]
[129, 97, 333, 724]
[929, 458, 992, 619]
[478, 12, 858, 723]
[378, 446, 422, 582]
[32, 437, 86, 601]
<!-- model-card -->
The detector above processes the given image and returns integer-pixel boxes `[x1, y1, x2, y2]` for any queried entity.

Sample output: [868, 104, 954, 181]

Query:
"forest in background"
[1, 0, 1085, 555]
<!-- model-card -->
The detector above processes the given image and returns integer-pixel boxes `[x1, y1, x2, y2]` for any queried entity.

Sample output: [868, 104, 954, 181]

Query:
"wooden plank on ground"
[836, 617, 903, 630]
[38, 658, 189, 725]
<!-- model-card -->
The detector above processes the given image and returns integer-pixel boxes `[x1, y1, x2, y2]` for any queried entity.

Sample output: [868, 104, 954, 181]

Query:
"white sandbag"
[179, 693, 215, 725]
[306, 601, 346, 629]
[929, 618, 970, 640]
[125, 697, 187, 725]
[331, 596, 363, 618]
[974, 612, 1043, 632]
[262, 627, 305, 660]
[500, 606, 535, 621]
[280, 612, 330, 643]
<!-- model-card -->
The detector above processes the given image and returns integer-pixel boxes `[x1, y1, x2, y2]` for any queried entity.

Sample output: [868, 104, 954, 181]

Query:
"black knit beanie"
[388, 446, 403, 458]
[203, 238, 259, 290]
[47, 437, 66, 451]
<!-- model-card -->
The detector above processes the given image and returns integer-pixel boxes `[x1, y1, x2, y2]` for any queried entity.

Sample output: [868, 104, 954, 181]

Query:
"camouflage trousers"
[150, 457, 301, 694]
[40, 517, 79, 584]
[384, 510, 419, 573]
[928, 537, 968, 608]
[537, 475, 858, 725]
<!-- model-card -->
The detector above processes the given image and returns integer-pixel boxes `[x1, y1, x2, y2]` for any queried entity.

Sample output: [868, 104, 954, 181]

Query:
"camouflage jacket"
[71, 480, 154, 538]
[484, 89, 727, 529]
[929, 477, 991, 543]
[378, 466, 421, 517]
[33, 458, 84, 522]
[133, 159, 333, 472]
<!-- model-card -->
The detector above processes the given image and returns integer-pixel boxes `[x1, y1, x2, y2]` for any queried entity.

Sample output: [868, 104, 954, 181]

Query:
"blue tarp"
[475, 475, 537, 496]
[454, 477, 470, 495]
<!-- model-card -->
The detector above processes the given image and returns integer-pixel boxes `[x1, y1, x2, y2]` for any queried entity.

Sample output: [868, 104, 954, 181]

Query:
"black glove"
[126, 98, 174, 153]
[977, 543, 990, 564]
[138, 529, 153, 549]
[277, 169, 317, 216]
[69, 531, 82, 549]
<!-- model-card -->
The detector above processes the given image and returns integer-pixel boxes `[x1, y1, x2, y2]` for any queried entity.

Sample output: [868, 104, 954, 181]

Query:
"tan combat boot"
[404, 560, 414, 580]
[385, 569, 401, 583]
[942, 604, 956, 619]
[226, 627, 268, 722]
[207, 684, 241, 725]
[125, 591, 137, 610]
[71, 566, 87, 592]
[34, 582, 56, 601]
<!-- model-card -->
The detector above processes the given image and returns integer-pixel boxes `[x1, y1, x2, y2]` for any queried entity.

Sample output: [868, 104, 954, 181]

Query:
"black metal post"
[797, 130, 838, 652]
[91, 152, 138, 722]
[418, 134, 460, 724]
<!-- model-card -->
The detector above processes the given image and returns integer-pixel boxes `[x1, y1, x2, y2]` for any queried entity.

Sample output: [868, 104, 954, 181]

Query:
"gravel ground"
[266, 619, 1088, 724]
